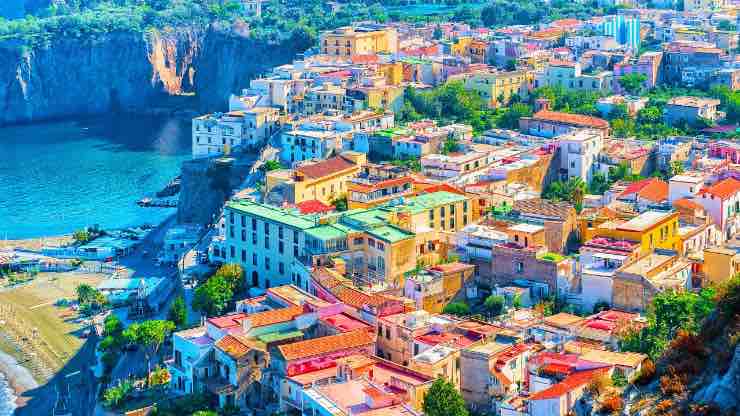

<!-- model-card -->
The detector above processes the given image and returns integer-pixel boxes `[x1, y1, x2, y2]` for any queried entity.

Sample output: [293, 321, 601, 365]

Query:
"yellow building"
[460, 69, 532, 108]
[378, 61, 403, 86]
[320, 26, 398, 57]
[347, 82, 405, 113]
[581, 210, 681, 255]
[265, 152, 366, 205]
[403, 262, 475, 313]
[450, 37, 473, 57]
[410, 344, 463, 389]
[703, 247, 740, 286]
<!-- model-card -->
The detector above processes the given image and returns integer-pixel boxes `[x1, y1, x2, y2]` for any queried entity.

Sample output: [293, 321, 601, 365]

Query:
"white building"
[696, 177, 740, 240]
[557, 129, 604, 183]
[192, 108, 280, 158]
[163, 224, 202, 263]
[668, 173, 706, 203]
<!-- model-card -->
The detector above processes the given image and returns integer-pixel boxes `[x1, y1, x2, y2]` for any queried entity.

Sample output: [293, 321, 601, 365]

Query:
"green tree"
[123, 319, 175, 384]
[214, 263, 245, 294]
[262, 160, 283, 172]
[441, 137, 460, 154]
[442, 302, 470, 317]
[497, 102, 533, 129]
[618, 73, 648, 95]
[331, 195, 348, 212]
[73, 229, 91, 244]
[167, 296, 187, 329]
[669, 160, 685, 177]
[423, 378, 469, 416]
[589, 171, 610, 195]
[76, 283, 107, 313]
[484, 295, 505, 317]
[192, 275, 233, 317]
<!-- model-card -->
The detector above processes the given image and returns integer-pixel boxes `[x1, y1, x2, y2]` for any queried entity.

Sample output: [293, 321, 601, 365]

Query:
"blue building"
[600, 15, 641, 50]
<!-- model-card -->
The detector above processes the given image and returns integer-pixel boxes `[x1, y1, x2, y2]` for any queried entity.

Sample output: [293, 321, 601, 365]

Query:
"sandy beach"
[0, 350, 38, 409]
[0, 235, 73, 252]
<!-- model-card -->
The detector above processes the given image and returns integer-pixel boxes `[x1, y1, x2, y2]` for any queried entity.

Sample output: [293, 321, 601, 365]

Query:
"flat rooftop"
[617, 210, 674, 232]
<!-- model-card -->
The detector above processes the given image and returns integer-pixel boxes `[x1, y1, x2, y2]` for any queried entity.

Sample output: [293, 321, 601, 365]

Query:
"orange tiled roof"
[533, 110, 609, 129]
[702, 178, 740, 200]
[618, 178, 668, 203]
[245, 305, 304, 328]
[215, 334, 253, 359]
[673, 198, 704, 211]
[296, 156, 357, 179]
[278, 330, 375, 361]
[529, 368, 608, 400]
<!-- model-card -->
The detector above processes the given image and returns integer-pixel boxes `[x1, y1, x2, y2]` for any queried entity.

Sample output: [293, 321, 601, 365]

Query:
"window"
[265, 257, 270, 270]
[354, 237, 364, 245]
[440, 206, 446, 217]
[376, 242, 385, 251]
[450, 204, 455, 214]
[264, 222, 270, 235]
[279, 262, 285, 274]
[385, 326, 391, 339]
[240, 215, 246, 227]
[229, 227, 234, 238]
[368, 238, 376, 248]
[241, 229, 246, 242]
[241, 249, 246, 262]
[252, 233, 257, 245]
[229, 212, 234, 224]
[279, 226, 284, 239]
[450, 218, 455, 229]
[293, 231, 298, 244]
[293, 245, 299, 256]
[279, 241, 284, 254]
[515, 262, 524, 273]
[252, 218, 257, 231]
[264, 236, 270, 249]
[429, 209, 435, 220]
[230, 246, 235, 258]
[252, 253, 257, 266]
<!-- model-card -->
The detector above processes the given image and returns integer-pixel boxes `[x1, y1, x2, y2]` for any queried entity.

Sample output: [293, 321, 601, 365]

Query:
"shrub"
[634, 359, 655, 386]
[659, 369, 686, 396]
[601, 394, 623, 413]
[655, 399, 674, 414]
[103, 381, 132, 408]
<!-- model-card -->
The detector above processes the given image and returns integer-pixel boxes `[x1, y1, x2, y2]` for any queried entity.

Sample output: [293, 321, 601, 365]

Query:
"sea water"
[0, 115, 191, 239]
[0, 372, 14, 416]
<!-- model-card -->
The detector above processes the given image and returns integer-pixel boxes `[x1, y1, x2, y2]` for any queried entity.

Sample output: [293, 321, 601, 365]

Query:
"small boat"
[137, 198, 153, 207]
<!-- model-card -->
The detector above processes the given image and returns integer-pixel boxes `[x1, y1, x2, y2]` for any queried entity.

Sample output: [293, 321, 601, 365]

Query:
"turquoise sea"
[0, 115, 191, 239]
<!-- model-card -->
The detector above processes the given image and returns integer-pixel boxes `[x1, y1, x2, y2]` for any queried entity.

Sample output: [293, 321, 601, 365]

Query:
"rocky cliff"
[0, 25, 300, 125]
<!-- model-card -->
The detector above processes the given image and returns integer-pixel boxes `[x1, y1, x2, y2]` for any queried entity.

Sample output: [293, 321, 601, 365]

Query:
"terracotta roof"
[532, 110, 609, 129]
[215, 334, 253, 360]
[296, 156, 357, 179]
[673, 198, 704, 211]
[619, 178, 668, 203]
[543, 312, 584, 329]
[492, 368, 512, 386]
[513, 198, 574, 220]
[208, 313, 247, 329]
[702, 178, 740, 200]
[296, 199, 334, 214]
[278, 330, 375, 361]
[245, 305, 304, 328]
[529, 368, 609, 400]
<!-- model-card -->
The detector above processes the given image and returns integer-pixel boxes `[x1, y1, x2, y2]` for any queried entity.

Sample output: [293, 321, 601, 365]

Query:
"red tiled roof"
[278, 330, 375, 361]
[533, 110, 609, 129]
[245, 305, 304, 328]
[529, 368, 608, 400]
[296, 199, 334, 214]
[296, 156, 357, 179]
[352, 54, 379, 64]
[702, 178, 740, 200]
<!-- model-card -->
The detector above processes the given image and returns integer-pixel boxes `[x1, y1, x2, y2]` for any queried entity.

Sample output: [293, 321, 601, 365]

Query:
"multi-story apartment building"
[421, 150, 494, 183]
[612, 252, 692, 312]
[557, 129, 605, 183]
[661, 41, 723, 86]
[265, 151, 366, 206]
[279, 118, 353, 164]
[347, 163, 415, 210]
[519, 109, 610, 138]
[534, 61, 614, 94]
[218, 191, 476, 290]
[303, 83, 348, 115]
[403, 262, 475, 313]
[319, 26, 398, 57]
[192, 108, 280, 158]
[696, 177, 740, 240]
[663, 96, 722, 126]
[453, 68, 532, 108]
[580, 210, 681, 255]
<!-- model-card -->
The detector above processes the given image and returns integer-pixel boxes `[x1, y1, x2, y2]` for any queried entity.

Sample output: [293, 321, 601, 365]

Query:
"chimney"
[535, 98, 551, 112]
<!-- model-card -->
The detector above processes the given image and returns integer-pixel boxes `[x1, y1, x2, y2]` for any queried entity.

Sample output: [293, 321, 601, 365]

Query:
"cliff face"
[0, 26, 298, 125]
[193, 27, 300, 112]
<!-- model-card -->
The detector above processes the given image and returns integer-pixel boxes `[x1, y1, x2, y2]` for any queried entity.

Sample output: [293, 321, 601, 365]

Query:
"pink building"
[613, 51, 663, 94]
[709, 141, 740, 164]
